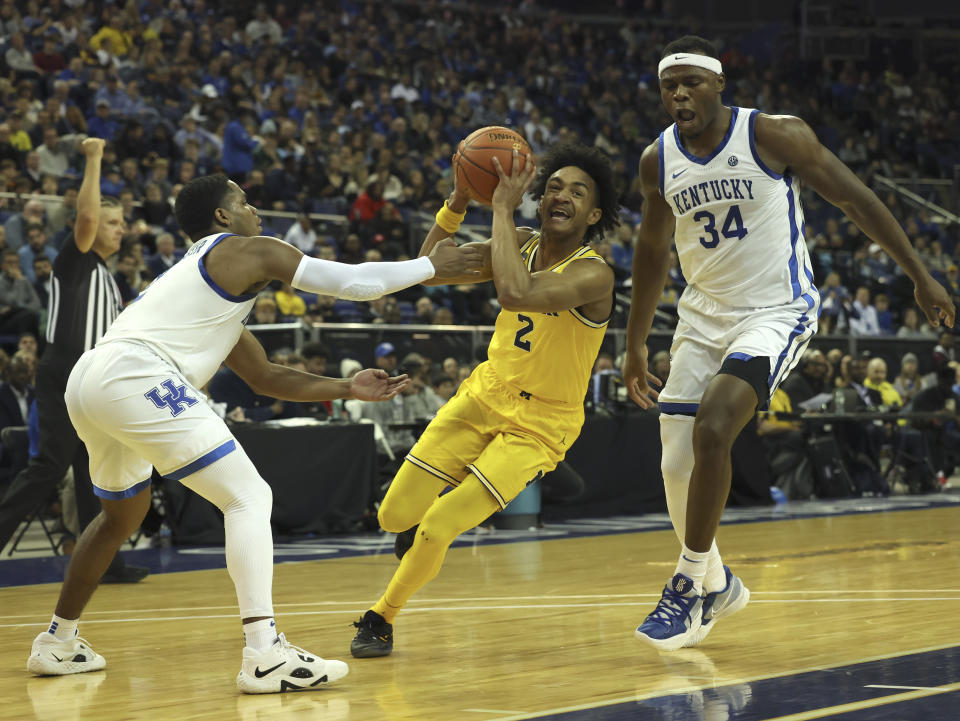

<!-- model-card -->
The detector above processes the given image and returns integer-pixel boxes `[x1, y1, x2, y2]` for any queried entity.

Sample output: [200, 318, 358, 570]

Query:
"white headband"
[658, 54, 723, 78]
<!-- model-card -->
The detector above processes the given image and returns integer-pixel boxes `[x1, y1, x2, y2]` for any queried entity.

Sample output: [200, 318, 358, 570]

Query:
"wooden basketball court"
[2, 503, 958, 720]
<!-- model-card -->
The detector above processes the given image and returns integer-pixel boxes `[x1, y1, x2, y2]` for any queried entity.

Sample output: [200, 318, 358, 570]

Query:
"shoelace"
[647, 587, 695, 624]
[273, 632, 314, 659]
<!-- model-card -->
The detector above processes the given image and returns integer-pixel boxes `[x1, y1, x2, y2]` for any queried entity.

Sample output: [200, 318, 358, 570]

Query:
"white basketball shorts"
[65, 340, 237, 499]
[658, 284, 820, 414]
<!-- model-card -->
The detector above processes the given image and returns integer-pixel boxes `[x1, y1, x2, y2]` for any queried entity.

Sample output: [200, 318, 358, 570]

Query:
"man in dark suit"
[782, 349, 829, 409]
[145, 232, 183, 279]
[0, 352, 35, 486]
[0, 352, 33, 430]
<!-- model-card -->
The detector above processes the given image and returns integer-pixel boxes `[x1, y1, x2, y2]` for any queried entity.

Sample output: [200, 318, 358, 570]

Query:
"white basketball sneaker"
[236, 633, 349, 694]
[27, 632, 106, 675]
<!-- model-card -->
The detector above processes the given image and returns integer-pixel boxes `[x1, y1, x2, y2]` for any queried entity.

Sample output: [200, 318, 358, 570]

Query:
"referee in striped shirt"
[0, 139, 147, 582]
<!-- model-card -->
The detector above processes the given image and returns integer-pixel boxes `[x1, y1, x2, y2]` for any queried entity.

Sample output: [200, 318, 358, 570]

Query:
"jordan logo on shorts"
[145, 379, 199, 417]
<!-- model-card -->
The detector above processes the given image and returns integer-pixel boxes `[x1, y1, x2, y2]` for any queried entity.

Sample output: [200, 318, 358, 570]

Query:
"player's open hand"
[490, 149, 535, 213]
[622, 346, 662, 410]
[914, 273, 955, 329]
[428, 238, 483, 279]
[80, 137, 106, 158]
[349, 369, 409, 401]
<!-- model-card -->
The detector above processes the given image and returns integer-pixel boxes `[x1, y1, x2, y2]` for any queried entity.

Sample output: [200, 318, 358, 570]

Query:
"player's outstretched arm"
[418, 155, 533, 286]
[623, 140, 675, 409]
[207, 234, 482, 300]
[74, 138, 106, 253]
[225, 327, 410, 402]
[755, 114, 955, 329]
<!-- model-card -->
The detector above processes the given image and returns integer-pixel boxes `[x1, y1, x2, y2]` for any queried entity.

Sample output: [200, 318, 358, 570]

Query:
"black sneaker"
[394, 525, 418, 560]
[351, 610, 393, 658]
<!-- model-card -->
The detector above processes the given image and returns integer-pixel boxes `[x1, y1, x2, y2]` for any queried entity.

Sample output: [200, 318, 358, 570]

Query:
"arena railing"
[873, 176, 960, 223]
[246, 320, 938, 378]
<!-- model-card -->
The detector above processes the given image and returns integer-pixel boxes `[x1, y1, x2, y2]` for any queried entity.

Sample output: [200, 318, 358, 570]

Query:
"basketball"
[454, 126, 532, 204]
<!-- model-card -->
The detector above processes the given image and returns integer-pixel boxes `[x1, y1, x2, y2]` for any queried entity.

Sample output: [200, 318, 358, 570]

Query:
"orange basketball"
[454, 126, 531, 205]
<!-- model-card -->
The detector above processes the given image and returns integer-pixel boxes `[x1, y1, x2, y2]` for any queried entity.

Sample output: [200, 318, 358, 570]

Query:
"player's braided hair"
[175, 174, 233, 241]
[528, 144, 621, 243]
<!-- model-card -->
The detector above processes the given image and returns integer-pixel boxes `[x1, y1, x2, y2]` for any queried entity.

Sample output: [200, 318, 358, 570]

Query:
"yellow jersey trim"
[525, 238, 594, 273]
[569, 306, 609, 328]
[519, 232, 539, 258]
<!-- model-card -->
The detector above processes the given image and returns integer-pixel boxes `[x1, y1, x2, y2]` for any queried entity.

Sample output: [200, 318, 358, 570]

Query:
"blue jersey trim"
[93, 477, 152, 500]
[166, 439, 237, 481]
[672, 107, 739, 165]
[748, 110, 783, 180]
[725, 352, 755, 363]
[768, 293, 817, 392]
[197, 234, 257, 303]
[657, 132, 665, 197]
[659, 402, 699, 416]
[784, 175, 802, 300]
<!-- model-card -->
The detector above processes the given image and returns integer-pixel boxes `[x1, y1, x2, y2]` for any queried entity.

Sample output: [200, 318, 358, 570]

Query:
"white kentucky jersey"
[659, 106, 817, 309]
[99, 233, 256, 388]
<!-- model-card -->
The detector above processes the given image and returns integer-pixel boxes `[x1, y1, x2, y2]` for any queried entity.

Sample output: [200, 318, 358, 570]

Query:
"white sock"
[703, 540, 727, 593]
[48, 614, 78, 641]
[243, 618, 278, 652]
[675, 545, 710, 592]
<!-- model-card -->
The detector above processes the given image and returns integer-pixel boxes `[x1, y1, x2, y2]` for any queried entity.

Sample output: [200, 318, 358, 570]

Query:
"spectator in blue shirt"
[874, 293, 894, 335]
[221, 113, 258, 182]
[86, 101, 118, 141]
[18, 225, 57, 282]
[94, 76, 132, 116]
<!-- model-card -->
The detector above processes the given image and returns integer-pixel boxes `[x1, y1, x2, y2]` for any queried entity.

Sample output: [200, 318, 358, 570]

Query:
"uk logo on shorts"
[145, 379, 198, 417]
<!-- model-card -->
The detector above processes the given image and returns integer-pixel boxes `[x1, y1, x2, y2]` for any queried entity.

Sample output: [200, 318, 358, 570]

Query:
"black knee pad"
[716, 355, 771, 409]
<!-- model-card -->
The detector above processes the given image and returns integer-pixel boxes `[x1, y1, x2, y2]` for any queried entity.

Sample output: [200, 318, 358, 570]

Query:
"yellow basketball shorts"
[405, 363, 584, 509]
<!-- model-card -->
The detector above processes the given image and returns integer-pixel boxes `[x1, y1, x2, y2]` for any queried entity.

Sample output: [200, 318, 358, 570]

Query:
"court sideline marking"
[470, 641, 960, 721]
[757, 680, 960, 721]
[2, 595, 958, 629]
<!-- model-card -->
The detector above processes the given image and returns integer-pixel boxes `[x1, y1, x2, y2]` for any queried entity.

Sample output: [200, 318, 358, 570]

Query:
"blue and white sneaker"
[634, 574, 703, 651]
[689, 566, 750, 646]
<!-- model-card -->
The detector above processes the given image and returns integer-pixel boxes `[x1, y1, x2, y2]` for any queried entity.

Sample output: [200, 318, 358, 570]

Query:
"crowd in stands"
[0, 1, 955, 339]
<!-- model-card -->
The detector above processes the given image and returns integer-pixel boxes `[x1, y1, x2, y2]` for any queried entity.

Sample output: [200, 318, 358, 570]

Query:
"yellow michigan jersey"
[404, 233, 610, 508]
[487, 233, 609, 404]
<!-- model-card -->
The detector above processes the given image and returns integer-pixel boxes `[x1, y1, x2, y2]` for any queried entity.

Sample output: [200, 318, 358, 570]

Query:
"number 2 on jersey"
[694, 204, 748, 249]
[513, 314, 534, 351]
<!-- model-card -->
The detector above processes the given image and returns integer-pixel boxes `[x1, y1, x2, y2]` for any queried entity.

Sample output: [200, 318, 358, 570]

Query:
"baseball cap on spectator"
[350, 100, 364, 110]
[96, 99, 110, 108]
[201, 84, 218, 99]
[868, 243, 882, 254]
[901, 352, 918, 366]
[375, 342, 396, 359]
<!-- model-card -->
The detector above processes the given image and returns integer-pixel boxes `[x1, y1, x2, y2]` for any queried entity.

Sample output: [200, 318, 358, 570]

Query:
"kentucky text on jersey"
[659, 106, 818, 309]
[670, 178, 755, 215]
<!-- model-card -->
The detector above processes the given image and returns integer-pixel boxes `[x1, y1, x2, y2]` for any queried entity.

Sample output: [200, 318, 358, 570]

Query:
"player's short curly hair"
[175, 174, 233, 240]
[528, 144, 620, 243]
[661, 35, 720, 60]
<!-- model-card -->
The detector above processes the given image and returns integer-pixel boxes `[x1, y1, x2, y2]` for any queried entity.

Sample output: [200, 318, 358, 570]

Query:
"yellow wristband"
[435, 201, 466, 234]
